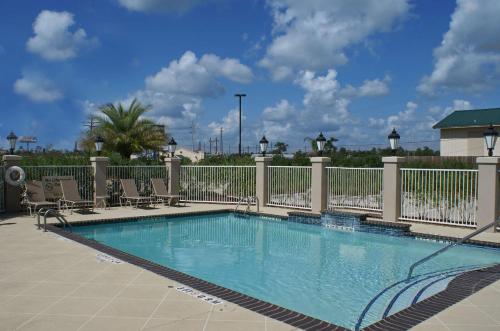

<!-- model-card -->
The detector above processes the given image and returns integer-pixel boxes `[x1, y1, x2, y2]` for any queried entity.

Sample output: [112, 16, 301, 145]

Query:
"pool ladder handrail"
[407, 219, 498, 280]
[37, 208, 72, 232]
[234, 196, 259, 214]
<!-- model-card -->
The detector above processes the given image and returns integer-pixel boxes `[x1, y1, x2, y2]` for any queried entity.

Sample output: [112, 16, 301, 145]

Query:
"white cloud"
[208, 108, 245, 136]
[27, 10, 98, 61]
[260, 0, 410, 80]
[14, 72, 63, 102]
[199, 54, 254, 83]
[418, 0, 500, 94]
[117, 0, 202, 13]
[118, 51, 252, 144]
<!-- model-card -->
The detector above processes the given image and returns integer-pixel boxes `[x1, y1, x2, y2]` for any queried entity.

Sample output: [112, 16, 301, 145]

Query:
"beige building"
[433, 108, 500, 156]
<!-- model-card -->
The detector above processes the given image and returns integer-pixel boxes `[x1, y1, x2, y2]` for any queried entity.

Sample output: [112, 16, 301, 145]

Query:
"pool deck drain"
[1, 203, 499, 331]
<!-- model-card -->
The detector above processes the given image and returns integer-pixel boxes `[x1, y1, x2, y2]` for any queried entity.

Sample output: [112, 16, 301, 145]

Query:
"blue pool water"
[72, 212, 500, 329]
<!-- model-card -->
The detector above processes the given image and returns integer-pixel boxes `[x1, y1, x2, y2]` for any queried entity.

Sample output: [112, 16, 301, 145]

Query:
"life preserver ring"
[5, 166, 26, 186]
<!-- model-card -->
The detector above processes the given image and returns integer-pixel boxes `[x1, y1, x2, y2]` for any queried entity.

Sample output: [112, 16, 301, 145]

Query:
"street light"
[234, 93, 246, 156]
[259, 136, 269, 156]
[94, 135, 104, 156]
[168, 137, 177, 157]
[388, 128, 400, 156]
[483, 124, 498, 157]
[316, 132, 326, 156]
[7, 131, 18, 154]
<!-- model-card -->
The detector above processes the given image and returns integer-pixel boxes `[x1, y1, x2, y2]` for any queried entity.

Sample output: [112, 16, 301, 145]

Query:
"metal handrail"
[37, 208, 71, 232]
[407, 219, 498, 280]
[234, 196, 260, 214]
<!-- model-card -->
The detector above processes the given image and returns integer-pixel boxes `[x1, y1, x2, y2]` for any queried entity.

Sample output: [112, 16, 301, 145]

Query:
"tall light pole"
[234, 93, 246, 155]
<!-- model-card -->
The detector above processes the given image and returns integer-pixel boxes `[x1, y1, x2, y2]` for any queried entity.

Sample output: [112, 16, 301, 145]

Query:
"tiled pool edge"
[44, 210, 500, 331]
[45, 223, 348, 331]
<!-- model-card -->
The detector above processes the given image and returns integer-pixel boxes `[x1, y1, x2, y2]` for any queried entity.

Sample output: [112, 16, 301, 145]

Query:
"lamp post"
[316, 132, 326, 156]
[388, 128, 400, 156]
[7, 131, 18, 155]
[168, 137, 177, 157]
[234, 93, 246, 156]
[259, 135, 269, 156]
[94, 135, 104, 156]
[483, 124, 498, 157]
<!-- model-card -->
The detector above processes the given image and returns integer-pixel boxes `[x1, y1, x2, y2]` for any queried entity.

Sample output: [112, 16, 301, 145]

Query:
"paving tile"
[142, 318, 206, 331]
[435, 304, 497, 326]
[79, 316, 147, 331]
[17, 314, 89, 331]
[131, 272, 176, 286]
[44, 297, 109, 316]
[97, 298, 161, 318]
[209, 304, 265, 322]
[0, 295, 60, 314]
[0, 281, 38, 296]
[266, 319, 300, 331]
[45, 270, 100, 284]
[117, 285, 170, 300]
[204, 320, 265, 331]
[69, 283, 124, 299]
[22, 282, 77, 297]
[88, 271, 141, 284]
[475, 305, 500, 323]
[444, 325, 500, 331]
[0, 312, 36, 330]
[152, 300, 212, 320]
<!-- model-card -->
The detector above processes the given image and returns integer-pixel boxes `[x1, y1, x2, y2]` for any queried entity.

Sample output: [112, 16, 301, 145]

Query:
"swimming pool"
[71, 212, 500, 329]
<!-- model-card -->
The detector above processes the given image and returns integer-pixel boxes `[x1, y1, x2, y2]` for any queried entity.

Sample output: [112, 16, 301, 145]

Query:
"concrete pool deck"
[0, 204, 499, 331]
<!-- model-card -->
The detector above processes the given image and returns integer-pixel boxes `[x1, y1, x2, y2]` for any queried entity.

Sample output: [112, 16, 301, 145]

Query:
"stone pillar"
[255, 156, 272, 208]
[165, 157, 181, 195]
[3, 155, 22, 212]
[310, 157, 330, 213]
[90, 157, 109, 207]
[476, 157, 499, 232]
[382, 157, 405, 222]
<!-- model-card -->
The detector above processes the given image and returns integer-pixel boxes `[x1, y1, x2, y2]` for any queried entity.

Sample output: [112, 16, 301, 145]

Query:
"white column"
[476, 157, 499, 232]
[255, 156, 272, 208]
[165, 157, 181, 195]
[90, 157, 109, 207]
[310, 157, 330, 213]
[382, 156, 405, 222]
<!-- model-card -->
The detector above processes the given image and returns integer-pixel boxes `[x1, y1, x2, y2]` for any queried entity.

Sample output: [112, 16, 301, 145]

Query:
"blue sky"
[1, 0, 500, 152]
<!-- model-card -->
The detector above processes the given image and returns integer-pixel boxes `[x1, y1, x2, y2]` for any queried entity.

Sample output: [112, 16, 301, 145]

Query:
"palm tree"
[84, 99, 166, 159]
[304, 135, 338, 153]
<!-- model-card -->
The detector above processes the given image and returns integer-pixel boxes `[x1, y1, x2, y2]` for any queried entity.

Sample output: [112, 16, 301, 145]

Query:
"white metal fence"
[23, 165, 94, 200]
[267, 166, 312, 209]
[107, 166, 168, 206]
[326, 167, 383, 212]
[180, 166, 256, 203]
[400, 168, 478, 227]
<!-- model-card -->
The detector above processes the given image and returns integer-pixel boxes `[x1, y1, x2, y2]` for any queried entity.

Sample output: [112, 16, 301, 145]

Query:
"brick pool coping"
[44, 210, 500, 331]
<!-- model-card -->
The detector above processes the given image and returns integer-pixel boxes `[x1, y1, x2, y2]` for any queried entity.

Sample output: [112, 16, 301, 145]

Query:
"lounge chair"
[22, 180, 58, 216]
[59, 179, 94, 214]
[120, 179, 153, 208]
[151, 178, 182, 206]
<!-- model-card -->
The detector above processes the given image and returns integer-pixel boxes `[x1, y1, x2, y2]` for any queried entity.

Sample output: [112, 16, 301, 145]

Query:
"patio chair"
[22, 180, 58, 216]
[120, 179, 153, 208]
[151, 178, 182, 206]
[59, 179, 94, 214]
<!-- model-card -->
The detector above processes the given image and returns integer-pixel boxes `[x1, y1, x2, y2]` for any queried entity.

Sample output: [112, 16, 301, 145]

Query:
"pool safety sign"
[176, 286, 224, 305]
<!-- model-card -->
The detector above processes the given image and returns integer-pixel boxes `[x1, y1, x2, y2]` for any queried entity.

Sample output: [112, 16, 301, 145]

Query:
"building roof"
[433, 108, 500, 129]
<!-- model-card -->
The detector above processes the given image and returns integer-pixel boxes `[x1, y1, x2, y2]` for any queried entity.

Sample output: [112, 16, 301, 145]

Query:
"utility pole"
[220, 127, 223, 156]
[84, 116, 99, 133]
[215, 137, 218, 154]
[209, 138, 212, 154]
[234, 93, 246, 156]
[190, 121, 196, 151]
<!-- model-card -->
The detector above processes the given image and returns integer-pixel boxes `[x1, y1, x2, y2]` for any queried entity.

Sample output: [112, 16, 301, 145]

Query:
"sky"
[1, 0, 500, 153]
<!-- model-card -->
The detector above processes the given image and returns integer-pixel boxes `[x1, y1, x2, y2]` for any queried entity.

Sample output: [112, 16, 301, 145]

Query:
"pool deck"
[0, 204, 499, 331]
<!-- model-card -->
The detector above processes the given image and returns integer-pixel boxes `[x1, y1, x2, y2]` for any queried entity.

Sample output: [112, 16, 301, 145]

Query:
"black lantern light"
[388, 128, 400, 156]
[316, 132, 326, 156]
[7, 131, 18, 154]
[483, 124, 498, 157]
[259, 136, 269, 156]
[168, 137, 177, 157]
[94, 135, 104, 156]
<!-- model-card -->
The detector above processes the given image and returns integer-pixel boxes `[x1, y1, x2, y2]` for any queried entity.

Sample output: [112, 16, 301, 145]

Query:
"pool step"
[354, 265, 484, 330]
